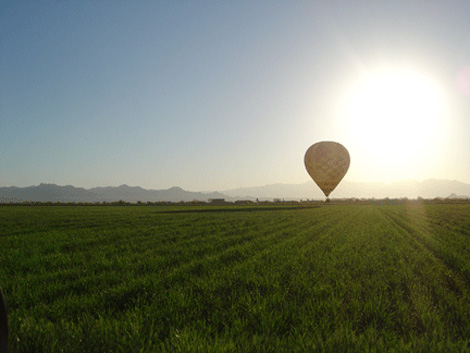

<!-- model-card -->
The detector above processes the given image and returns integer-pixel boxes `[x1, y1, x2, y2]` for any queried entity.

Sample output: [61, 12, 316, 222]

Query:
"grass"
[1, 204, 470, 352]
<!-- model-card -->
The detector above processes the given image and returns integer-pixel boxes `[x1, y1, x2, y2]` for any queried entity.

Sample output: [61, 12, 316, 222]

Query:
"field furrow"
[1, 205, 470, 352]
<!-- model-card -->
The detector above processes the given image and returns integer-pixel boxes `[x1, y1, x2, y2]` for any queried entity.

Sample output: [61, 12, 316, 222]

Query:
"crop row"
[0, 205, 469, 352]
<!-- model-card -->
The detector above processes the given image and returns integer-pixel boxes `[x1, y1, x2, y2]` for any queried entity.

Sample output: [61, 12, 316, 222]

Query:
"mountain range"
[223, 179, 470, 200]
[0, 184, 227, 203]
[0, 179, 469, 203]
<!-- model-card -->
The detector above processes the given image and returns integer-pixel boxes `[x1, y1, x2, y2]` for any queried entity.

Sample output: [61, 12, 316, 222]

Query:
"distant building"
[209, 198, 226, 205]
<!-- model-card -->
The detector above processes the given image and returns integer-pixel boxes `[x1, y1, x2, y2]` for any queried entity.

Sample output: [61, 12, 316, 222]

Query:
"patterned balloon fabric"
[304, 141, 350, 197]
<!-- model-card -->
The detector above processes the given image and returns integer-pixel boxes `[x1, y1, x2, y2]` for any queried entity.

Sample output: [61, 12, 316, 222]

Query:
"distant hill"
[222, 179, 470, 200]
[447, 193, 470, 199]
[1, 179, 469, 203]
[0, 184, 230, 203]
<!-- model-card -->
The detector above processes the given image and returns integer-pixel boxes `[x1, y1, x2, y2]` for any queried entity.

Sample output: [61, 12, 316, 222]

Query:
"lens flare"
[457, 65, 470, 97]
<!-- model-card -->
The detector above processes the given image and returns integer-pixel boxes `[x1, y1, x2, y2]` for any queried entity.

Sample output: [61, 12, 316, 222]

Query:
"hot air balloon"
[304, 141, 350, 200]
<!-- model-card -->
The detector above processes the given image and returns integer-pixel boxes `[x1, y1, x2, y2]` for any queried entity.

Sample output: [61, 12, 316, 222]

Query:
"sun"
[340, 67, 446, 178]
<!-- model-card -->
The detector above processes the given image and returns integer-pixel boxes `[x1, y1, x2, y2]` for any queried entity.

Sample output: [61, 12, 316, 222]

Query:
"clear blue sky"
[1, 1, 470, 190]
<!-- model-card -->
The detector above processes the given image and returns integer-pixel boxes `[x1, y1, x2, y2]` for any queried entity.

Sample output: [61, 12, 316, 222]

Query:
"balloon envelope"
[304, 141, 350, 197]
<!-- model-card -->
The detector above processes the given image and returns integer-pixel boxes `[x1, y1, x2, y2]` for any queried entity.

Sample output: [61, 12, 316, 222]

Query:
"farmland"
[1, 204, 470, 352]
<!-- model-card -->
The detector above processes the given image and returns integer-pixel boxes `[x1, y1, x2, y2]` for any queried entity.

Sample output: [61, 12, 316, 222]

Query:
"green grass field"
[1, 204, 470, 352]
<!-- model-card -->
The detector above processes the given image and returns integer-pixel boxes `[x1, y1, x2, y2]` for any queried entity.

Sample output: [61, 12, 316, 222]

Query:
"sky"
[1, 1, 470, 191]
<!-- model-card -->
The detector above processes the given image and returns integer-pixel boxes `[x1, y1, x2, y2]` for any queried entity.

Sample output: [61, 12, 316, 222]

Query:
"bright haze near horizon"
[1, 1, 470, 192]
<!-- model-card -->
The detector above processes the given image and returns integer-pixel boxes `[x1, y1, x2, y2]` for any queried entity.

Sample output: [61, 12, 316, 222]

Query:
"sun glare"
[340, 68, 447, 179]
